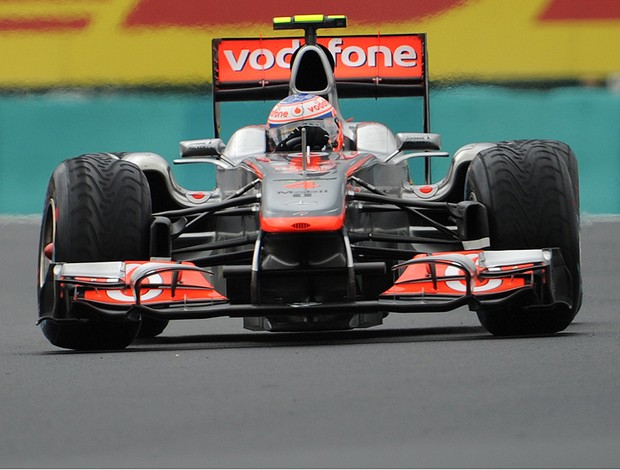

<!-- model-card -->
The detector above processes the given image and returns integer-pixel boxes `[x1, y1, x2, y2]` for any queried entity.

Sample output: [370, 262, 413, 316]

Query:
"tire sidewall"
[38, 154, 153, 349]
[465, 139, 582, 335]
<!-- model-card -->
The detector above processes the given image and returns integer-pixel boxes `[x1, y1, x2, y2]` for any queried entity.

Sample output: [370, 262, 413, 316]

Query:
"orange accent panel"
[261, 214, 345, 232]
[81, 261, 228, 305]
[346, 155, 374, 176]
[383, 251, 529, 297]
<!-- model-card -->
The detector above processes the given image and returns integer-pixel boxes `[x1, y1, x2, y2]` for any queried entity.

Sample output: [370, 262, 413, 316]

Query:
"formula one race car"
[37, 15, 582, 350]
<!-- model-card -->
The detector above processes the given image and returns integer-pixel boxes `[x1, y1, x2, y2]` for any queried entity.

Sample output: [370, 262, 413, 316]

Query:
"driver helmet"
[267, 93, 342, 151]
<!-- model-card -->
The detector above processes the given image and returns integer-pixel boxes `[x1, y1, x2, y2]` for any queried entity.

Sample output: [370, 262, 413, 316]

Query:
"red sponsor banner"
[217, 35, 424, 84]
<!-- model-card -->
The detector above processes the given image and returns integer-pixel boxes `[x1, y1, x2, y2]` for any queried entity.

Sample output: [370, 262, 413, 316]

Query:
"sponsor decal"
[217, 35, 423, 83]
[106, 263, 163, 302]
[443, 254, 503, 293]
[267, 94, 336, 126]
[277, 189, 329, 197]
[284, 181, 321, 189]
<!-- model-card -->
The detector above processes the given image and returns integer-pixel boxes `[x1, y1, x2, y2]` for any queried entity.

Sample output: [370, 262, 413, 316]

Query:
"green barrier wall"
[1, 87, 619, 215]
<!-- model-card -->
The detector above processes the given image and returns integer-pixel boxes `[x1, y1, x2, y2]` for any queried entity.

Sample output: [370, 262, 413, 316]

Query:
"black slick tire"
[37, 153, 154, 350]
[465, 140, 582, 335]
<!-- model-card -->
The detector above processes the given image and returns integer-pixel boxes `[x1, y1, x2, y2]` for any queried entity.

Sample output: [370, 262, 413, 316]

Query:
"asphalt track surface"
[1, 216, 620, 468]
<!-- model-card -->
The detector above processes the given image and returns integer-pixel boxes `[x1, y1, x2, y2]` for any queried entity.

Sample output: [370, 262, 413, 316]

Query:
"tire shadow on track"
[123, 325, 578, 352]
[34, 325, 580, 354]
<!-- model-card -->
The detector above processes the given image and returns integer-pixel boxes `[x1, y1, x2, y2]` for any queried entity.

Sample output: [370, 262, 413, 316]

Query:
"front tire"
[465, 140, 582, 335]
[38, 154, 153, 350]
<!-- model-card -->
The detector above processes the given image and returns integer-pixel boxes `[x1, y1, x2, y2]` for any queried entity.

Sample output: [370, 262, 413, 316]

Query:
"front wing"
[38, 249, 573, 326]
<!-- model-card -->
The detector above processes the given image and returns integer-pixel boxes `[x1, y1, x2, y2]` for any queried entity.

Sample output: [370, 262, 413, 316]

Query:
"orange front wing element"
[382, 251, 540, 298]
[75, 261, 228, 305]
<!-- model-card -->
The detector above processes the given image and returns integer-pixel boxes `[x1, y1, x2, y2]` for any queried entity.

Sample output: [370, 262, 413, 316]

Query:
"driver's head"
[267, 94, 342, 151]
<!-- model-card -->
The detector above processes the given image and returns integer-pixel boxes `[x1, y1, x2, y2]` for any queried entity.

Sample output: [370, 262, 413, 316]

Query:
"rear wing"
[212, 32, 430, 136]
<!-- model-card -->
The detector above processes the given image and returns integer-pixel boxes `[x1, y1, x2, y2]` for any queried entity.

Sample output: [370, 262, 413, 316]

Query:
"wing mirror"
[396, 133, 441, 151]
[180, 139, 226, 158]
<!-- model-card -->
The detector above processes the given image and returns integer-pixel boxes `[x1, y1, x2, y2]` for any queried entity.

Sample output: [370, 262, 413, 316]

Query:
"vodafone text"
[223, 38, 418, 72]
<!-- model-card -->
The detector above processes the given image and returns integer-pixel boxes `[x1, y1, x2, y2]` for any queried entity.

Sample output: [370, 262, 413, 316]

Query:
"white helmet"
[267, 93, 342, 151]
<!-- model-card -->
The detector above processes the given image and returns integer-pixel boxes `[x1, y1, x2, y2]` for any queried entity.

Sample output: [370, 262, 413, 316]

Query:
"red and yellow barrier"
[2, 0, 620, 86]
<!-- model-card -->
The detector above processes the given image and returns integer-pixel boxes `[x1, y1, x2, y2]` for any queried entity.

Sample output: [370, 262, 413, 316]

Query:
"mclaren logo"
[277, 190, 329, 197]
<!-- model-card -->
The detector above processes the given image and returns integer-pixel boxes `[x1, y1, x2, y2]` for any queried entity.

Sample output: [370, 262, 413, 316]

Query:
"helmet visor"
[268, 117, 340, 150]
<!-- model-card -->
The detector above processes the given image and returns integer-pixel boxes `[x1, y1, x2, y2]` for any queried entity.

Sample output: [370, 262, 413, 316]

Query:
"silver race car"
[37, 15, 581, 350]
